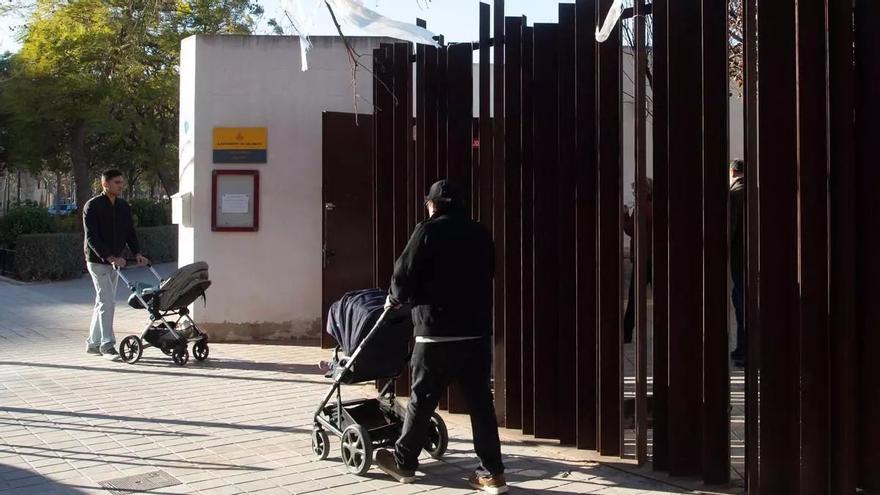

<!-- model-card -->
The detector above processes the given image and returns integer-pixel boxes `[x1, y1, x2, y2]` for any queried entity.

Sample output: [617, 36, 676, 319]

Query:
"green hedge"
[130, 199, 171, 227]
[132, 226, 177, 264]
[11, 226, 177, 281]
[13, 233, 84, 280]
[0, 201, 57, 247]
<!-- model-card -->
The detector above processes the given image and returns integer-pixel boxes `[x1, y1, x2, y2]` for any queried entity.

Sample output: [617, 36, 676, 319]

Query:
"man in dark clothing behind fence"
[729, 159, 746, 367]
[375, 180, 507, 494]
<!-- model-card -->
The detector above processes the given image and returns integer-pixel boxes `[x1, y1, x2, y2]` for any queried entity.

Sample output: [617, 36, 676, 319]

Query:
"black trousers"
[624, 259, 653, 342]
[394, 337, 504, 475]
[731, 268, 745, 354]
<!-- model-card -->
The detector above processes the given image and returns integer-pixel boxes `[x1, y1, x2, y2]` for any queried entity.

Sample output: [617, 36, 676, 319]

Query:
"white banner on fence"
[282, 0, 439, 71]
[596, 0, 624, 43]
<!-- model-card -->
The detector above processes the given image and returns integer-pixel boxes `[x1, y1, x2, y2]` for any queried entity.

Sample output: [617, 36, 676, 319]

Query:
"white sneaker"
[102, 348, 121, 361]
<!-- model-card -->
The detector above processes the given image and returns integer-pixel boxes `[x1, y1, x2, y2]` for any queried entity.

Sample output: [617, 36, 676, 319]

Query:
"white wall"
[178, 35, 387, 341]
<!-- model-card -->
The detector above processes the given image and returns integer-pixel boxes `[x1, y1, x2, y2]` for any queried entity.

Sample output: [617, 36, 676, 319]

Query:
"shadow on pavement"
[1, 444, 267, 473]
[0, 406, 305, 435]
[0, 464, 87, 494]
[0, 360, 324, 385]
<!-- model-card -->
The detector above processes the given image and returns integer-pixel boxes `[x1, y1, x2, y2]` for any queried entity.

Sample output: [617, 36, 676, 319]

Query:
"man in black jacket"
[729, 159, 746, 367]
[375, 180, 506, 494]
[83, 169, 148, 360]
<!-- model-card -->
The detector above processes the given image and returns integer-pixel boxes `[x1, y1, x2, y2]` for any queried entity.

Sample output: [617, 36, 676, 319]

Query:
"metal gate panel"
[757, 0, 800, 491]
[700, 0, 730, 483]
[595, 0, 622, 456]
[796, 0, 831, 492]
[556, 3, 578, 447]
[666, 0, 703, 475]
[854, 1, 880, 489]
[531, 22, 560, 440]
[650, 0, 670, 471]
[503, 15, 524, 431]
[520, 25, 536, 436]
[574, 0, 599, 452]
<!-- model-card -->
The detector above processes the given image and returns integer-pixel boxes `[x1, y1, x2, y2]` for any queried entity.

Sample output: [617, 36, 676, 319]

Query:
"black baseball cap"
[424, 180, 462, 204]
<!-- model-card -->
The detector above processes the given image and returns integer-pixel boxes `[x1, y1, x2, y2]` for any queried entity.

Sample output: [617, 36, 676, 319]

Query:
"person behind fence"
[375, 180, 507, 494]
[729, 159, 746, 367]
[83, 169, 149, 361]
[623, 178, 653, 344]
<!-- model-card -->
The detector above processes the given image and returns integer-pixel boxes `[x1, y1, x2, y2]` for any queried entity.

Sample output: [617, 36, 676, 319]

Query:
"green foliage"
[0, 200, 57, 247]
[0, 0, 272, 200]
[133, 225, 177, 263]
[56, 214, 81, 233]
[130, 198, 170, 227]
[13, 232, 83, 280]
[11, 225, 176, 280]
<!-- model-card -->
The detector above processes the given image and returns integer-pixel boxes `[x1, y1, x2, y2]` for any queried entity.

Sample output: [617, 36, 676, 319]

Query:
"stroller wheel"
[340, 425, 372, 476]
[171, 346, 189, 366]
[193, 341, 209, 361]
[119, 336, 143, 364]
[424, 412, 449, 459]
[311, 427, 330, 460]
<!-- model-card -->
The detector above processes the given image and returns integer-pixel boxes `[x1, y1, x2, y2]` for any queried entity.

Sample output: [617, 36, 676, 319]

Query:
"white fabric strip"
[595, 0, 624, 43]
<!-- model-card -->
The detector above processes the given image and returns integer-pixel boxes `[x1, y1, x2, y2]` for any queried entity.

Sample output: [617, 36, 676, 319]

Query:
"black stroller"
[115, 262, 212, 366]
[313, 289, 449, 475]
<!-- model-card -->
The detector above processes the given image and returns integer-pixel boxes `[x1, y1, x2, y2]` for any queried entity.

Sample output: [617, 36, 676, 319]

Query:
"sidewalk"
[0, 265, 698, 494]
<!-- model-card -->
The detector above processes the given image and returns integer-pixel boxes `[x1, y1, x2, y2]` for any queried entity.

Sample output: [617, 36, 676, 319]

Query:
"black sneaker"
[102, 348, 121, 361]
[86, 346, 101, 355]
[375, 449, 416, 483]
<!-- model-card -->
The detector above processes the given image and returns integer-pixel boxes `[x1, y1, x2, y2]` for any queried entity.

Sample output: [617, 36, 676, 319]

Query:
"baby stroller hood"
[327, 289, 387, 355]
[157, 262, 211, 311]
[326, 288, 413, 383]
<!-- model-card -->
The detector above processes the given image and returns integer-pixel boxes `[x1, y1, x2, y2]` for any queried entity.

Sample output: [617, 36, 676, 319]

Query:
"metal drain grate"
[99, 470, 182, 494]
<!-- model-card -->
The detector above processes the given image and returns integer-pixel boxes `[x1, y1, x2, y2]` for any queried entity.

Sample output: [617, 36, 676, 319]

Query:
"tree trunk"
[55, 170, 63, 207]
[70, 121, 92, 229]
[157, 164, 178, 197]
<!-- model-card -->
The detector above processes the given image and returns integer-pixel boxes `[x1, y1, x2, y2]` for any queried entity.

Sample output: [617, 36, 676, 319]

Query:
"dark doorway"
[321, 111, 375, 349]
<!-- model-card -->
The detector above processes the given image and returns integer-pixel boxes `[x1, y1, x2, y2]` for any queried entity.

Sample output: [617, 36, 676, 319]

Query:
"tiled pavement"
[0, 264, 724, 494]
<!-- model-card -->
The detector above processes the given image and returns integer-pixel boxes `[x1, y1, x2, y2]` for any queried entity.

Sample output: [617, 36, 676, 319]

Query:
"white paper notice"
[221, 194, 250, 214]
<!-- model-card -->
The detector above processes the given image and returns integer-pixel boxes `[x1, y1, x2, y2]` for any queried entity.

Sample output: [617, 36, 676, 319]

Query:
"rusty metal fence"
[366, 1, 880, 492]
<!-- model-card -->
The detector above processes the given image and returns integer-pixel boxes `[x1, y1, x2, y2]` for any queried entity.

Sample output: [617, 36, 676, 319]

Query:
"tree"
[0, 0, 269, 215]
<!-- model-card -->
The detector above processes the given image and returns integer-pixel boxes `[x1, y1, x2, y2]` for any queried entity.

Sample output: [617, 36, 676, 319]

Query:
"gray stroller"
[115, 262, 212, 366]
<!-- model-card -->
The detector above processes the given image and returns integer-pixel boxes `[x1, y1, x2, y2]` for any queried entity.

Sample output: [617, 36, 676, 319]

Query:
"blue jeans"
[86, 262, 119, 353]
[731, 269, 745, 354]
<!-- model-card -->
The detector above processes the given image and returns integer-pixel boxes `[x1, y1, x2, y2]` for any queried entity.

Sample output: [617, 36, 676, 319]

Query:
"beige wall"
[177, 35, 388, 341]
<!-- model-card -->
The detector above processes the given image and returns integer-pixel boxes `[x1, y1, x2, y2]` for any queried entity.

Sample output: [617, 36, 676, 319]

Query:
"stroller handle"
[113, 260, 163, 286]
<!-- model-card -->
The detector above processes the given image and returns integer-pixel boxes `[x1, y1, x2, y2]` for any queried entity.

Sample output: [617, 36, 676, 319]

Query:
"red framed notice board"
[212, 170, 259, 232]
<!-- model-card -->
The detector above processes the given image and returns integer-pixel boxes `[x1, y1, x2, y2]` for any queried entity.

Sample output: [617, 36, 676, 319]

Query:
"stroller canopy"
[157, 262, 211, 311]
[326, 288, 413, 383]
[326, 289, 387, 355]
[126, 262, 211, 311]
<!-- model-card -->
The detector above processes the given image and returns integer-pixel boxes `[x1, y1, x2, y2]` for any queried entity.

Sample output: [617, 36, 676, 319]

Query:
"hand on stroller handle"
[110, 257, 151, 269]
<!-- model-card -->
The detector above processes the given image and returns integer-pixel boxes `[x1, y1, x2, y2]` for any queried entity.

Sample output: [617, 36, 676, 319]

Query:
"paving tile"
[0, 267, 698, 495]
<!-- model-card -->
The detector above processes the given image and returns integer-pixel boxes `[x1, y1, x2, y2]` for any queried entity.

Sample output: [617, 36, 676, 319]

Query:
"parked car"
[47, 204, 77, 216]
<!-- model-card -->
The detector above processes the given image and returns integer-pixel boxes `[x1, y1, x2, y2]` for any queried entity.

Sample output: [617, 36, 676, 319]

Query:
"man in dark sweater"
[376, 180, 506, 494]
[83, 169, 149, 360]
[729, 159, 746, 366]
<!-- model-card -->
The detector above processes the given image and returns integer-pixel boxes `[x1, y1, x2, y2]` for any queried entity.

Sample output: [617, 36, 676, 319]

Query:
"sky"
[0, 0, 563, 54]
